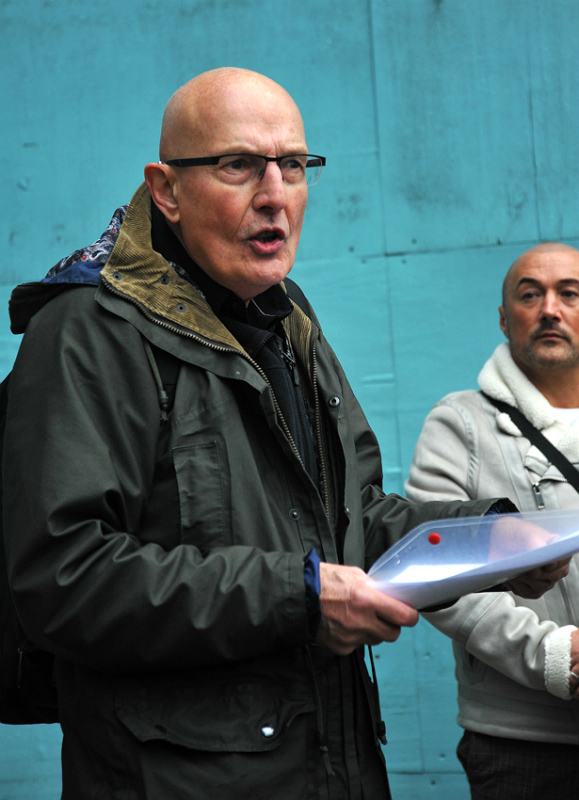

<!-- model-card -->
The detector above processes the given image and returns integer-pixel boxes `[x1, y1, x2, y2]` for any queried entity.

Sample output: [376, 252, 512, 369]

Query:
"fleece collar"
[478, 342, 579, 462]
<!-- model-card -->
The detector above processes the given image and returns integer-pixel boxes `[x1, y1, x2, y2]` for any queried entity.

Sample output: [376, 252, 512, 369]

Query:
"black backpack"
[0, 341, 180, 724]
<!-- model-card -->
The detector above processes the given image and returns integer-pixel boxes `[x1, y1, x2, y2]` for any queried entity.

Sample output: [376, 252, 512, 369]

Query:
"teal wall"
[2, 1, 579, 797]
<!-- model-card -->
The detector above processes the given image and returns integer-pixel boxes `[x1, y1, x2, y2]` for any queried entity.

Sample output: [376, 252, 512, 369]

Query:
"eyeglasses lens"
[217, 154, 323, 186]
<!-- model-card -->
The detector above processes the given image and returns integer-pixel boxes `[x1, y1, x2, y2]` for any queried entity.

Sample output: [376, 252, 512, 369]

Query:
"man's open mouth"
[253, 230, 283, 243]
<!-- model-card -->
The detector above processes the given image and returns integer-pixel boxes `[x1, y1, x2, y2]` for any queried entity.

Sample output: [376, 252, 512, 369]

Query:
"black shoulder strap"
[284, 277, 310, 314]
[482, 392, 579, 493]
[283, 277, 321, 328]
[143, 340, 180, 422]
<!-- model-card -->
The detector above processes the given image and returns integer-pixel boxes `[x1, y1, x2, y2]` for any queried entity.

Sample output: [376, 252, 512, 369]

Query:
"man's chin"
[526, 344, 579, 369]
[237, 260, 294, 301]
[254, 257, 294, 286]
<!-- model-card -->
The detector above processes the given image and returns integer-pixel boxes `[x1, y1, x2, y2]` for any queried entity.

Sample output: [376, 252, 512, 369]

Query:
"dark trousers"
[457, 730, 579, 800]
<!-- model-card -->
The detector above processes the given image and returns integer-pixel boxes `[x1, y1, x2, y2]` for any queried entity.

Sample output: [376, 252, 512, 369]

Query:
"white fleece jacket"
[405, 343, 579, 743]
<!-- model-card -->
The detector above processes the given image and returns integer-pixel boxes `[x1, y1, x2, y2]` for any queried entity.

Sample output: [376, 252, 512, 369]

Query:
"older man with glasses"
[2, 68, 560, 799]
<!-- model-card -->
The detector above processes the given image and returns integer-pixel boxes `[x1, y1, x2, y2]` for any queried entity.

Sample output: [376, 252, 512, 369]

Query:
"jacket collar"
[10, 182, 315, 371]
[102, 184, 310, 355]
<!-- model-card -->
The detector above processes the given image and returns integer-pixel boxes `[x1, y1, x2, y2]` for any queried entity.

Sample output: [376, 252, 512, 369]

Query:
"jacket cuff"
[484, 499, 519, 515]
[544, 625, 577, 699]
[304, 548, 321, 640]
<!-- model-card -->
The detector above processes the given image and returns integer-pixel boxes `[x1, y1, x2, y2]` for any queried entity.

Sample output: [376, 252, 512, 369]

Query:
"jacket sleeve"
[406, 397, 576, 699]
[422, 592, 575, 698]
[3, 288, 309, 673]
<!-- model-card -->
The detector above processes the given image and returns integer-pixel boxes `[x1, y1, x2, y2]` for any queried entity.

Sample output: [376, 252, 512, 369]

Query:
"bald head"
[159, 68, 304, 162]
[502, 242, 579, 309]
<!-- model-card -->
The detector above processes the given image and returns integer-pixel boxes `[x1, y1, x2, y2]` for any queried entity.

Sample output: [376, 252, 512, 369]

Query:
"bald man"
[406, 242, 579, 800]
[3, 70, 551, 799]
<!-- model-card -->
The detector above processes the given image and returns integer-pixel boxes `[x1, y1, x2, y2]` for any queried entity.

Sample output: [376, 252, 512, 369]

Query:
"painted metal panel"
[389, 770, 470, 800]
[372, 0, 579, 253]
[527, 1, 579, 239]
[0, 724, 61, 795]
[0, 287, 21, 381]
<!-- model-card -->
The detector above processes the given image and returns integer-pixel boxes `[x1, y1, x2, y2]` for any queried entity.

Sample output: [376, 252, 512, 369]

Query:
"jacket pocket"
[455, 644, 487, 685]
[115, 678, 314, 752]
[173, 439, 229, 550]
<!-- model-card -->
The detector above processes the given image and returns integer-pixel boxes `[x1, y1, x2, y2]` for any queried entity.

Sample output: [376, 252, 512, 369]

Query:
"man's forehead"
[508, 249, 579, 291]
[162, 71, 306, 160]
[182, 111, 306, 160]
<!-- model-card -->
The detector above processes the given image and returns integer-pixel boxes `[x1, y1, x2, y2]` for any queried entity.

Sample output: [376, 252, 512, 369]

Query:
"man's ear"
[144, 163, 180, 224]
[499, 305, 509, 339]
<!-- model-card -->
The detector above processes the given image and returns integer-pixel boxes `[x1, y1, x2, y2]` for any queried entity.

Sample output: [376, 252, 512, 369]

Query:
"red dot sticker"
[428, 533, 441, 545]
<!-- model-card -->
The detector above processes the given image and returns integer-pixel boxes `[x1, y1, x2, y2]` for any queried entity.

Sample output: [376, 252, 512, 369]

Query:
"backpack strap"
[143, 340, 181, 423]
[284, 277, 321, 327]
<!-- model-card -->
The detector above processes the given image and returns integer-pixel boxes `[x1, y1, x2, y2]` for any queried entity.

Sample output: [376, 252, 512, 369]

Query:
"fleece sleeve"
[406, 397, 577, 699]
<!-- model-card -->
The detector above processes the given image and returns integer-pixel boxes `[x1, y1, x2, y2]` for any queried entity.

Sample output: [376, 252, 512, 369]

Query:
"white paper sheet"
[368, 509, 579, 609]
[387, 563, 484, 584]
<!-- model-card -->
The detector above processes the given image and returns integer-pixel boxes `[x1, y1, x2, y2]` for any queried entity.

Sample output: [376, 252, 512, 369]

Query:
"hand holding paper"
[316, 562, 418, 656]
[503, 557, 571, 599]
[488, 515, 572, 598]
[487, 514, 557, 560]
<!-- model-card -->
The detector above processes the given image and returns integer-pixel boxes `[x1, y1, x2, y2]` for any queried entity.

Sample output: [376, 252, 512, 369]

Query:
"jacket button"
[176, 303, 187, 313]
[289, 509, 300, 520]
[160, 275, 170, 285]
[112, 271, 122, 281]
[261, 726, 275, 737]
[328, 396, 340, 408]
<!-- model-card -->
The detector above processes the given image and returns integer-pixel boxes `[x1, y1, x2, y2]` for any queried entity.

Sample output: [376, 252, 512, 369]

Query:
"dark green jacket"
[3, 184, 499, 799]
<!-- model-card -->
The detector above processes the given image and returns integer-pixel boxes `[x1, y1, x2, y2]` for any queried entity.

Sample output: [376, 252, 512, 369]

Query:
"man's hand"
[316, 562, 418, 656]
[503, 557, 571, 599]
[489, 516, 571, 599]
[489, 515, 557, 560]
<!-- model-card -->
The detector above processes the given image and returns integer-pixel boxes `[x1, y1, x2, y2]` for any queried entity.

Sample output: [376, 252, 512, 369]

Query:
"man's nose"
[253, 162, 287, 213]
[541, 291, 562, 318]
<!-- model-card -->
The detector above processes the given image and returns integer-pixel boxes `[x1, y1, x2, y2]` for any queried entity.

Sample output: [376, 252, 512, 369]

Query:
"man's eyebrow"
[515, 278, 542, 292]
[515, 277, 579, 291]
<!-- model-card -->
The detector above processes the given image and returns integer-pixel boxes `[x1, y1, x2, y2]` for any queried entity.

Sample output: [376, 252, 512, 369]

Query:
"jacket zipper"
[514, 438, 547, 511]
[530, 486, 574, 624]
[311, 342, 331, 520]
[102, 276, 306, 469]
[531, 483, 546, 510]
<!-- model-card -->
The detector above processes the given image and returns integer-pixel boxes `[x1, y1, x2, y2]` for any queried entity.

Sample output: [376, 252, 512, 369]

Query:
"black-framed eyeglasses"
[162, 153, 326, 186]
